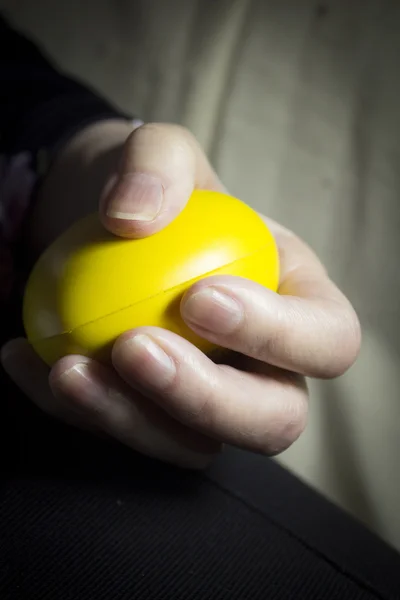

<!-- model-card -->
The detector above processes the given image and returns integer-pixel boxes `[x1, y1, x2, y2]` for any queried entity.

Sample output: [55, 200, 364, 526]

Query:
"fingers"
[180, 277, 359, 380]
[1, 338, 219, 469]
[264, 217, 361, 376]
[100, 123, 224, 238]
[1, 338, 89, 428]
[180, 217, 361, 379]
[49, 356, 220, 468]
[112, 327, 308, 455]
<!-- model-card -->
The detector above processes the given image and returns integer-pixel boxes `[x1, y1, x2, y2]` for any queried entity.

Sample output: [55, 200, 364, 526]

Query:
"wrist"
[28, 119, 136, 254]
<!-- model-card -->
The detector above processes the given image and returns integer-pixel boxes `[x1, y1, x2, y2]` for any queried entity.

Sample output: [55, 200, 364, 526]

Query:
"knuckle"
[255, 308, 290, 364]
[256, 385, 309, 456]
[279, 394, 309, 450]
[183, 388, 216, 428]
[128, 123, 196, 178]
[152, 360, 218, 429]
[174, 378, 220, 430]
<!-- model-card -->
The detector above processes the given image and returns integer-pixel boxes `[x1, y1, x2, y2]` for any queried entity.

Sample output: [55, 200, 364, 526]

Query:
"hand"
[1, 123, 361, 469]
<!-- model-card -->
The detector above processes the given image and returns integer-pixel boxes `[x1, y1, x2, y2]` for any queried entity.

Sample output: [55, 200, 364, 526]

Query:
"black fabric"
[1, 374, 400, 600]
[0, 15, 129, 156]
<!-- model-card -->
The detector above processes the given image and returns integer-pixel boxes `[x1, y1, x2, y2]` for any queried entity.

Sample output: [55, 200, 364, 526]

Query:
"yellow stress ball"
[23, 190, 280, 366]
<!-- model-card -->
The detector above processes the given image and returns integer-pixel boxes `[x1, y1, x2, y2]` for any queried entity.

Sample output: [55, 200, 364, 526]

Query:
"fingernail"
[52, 363, 97, 412]
[54, 363, 125, 419]
[55, 363, 94, 396]
[105, 172, 163, 222]
[123, 334, 176, 386]
[182, 287, 243, 334]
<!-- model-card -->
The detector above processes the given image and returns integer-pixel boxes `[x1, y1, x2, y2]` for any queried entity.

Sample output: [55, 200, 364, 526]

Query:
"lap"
[1, 378, 399, 600]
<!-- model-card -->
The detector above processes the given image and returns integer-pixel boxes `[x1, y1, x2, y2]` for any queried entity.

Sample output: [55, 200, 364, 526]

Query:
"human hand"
[1, 123, 361, 468]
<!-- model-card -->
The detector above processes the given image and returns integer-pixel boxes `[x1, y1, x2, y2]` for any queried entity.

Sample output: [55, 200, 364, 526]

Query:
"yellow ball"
[23, 190, 279, 366]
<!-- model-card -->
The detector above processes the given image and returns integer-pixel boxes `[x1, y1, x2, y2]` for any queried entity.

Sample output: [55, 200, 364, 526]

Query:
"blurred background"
[2, 0, 400, 550]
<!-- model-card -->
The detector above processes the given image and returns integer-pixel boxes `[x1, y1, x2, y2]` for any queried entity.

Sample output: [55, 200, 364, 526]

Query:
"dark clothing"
[2, 384, 400, 600]
[0, 16, 124, 156]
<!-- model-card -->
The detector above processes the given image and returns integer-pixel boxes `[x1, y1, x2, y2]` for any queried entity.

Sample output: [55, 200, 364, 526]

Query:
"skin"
[1, 122, 361, 469]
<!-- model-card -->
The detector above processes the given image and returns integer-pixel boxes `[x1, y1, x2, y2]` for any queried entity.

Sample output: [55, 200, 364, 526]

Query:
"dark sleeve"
[0, 15, 130, 156]
[0, 15, 135, 339]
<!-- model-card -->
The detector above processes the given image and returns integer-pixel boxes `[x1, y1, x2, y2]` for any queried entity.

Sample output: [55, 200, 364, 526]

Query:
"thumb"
[99, 123, 225, 239]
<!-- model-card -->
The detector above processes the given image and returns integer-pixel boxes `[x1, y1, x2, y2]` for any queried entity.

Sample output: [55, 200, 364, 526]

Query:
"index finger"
[180, 216, 361, 379]
[100, 123, 225, 238]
